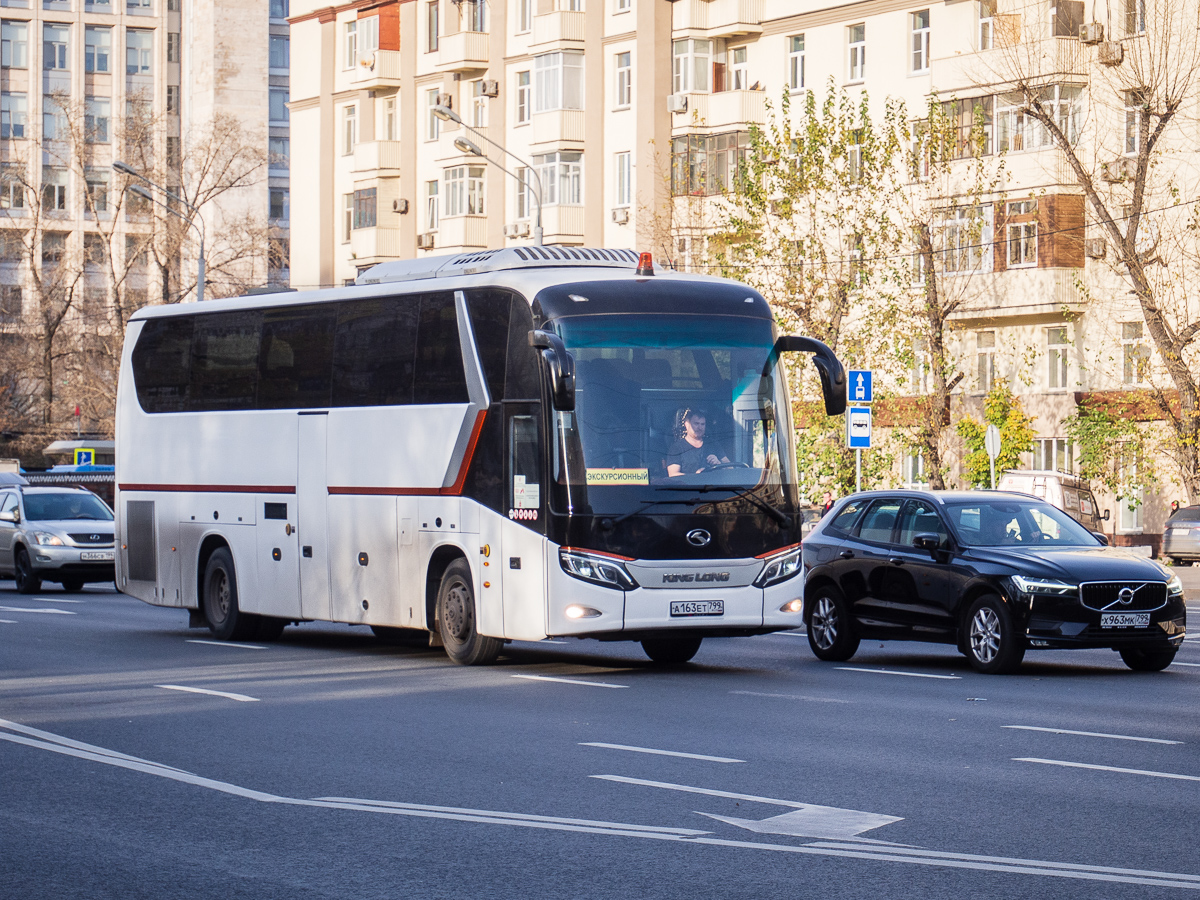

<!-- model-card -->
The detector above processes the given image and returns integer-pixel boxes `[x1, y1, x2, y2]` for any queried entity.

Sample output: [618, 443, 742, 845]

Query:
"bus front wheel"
[436, 559, 501, 666]
[203, 548, 259, 641]
[641, 637, 703, 665]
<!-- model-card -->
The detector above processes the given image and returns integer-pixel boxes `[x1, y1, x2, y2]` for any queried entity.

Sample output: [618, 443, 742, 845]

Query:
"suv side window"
[1, 492, 17, 516]
[898, 499, 950, 548]
[826, 499, 867, 536]
[856, 499, 903, 544]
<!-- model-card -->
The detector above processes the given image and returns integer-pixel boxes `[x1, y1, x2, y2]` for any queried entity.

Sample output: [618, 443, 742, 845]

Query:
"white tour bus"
[115, 248, 846, 664]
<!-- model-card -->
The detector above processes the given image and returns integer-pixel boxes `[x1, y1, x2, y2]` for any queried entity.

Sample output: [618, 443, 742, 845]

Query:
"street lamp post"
[433, 105, 544, 246]
[114, 160, 206, 303]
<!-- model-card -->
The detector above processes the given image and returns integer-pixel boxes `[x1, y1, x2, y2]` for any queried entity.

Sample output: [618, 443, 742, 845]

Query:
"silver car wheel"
[970, 606, 1001, 664]
[811, 596, 839, 650]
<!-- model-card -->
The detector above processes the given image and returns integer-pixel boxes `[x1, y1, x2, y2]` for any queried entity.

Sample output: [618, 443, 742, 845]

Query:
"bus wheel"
[203, 548, 259, 641]
[641, 637, 703, 665]
[436, 559, 501, 666]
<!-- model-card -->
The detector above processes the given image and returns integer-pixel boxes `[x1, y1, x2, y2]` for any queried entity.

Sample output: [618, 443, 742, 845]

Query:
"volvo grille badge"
[686, 529, 712, 547]
[1117, 587, 1135, 605]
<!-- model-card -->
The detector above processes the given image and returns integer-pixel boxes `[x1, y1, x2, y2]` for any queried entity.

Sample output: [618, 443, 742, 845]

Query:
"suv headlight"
[1010, 574, 1076, 595]
[754, 543, 803, 588]
[31, 531, 64, 546]
[559, 547, 638, 591]
[1167, 574, 1184, 596]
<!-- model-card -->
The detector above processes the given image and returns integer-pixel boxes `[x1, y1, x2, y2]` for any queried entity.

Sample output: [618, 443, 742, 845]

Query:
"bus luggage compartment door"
[297, 412, 331, 621]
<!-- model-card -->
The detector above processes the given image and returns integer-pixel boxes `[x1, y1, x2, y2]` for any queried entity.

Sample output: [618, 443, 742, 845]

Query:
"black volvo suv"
[802, 491, 1186, 674]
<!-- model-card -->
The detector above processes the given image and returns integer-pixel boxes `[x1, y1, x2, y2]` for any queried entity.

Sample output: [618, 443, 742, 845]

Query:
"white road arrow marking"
[700, 806, 903, 840]
[0, 606, 75, 615]
[157, 684, 259, 702]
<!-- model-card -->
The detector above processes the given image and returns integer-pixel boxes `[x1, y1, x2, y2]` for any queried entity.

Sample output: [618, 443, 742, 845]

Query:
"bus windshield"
[550, 313, 798, 515]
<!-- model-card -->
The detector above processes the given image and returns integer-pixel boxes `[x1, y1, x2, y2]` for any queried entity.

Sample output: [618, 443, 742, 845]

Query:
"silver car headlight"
[31, 531, 64, 546]
[1010, 574, 1076, 595]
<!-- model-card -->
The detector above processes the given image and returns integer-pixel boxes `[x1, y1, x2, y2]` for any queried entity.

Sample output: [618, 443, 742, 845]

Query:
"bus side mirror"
[767, 336, 847, 416]
[529, 329, 576, 412]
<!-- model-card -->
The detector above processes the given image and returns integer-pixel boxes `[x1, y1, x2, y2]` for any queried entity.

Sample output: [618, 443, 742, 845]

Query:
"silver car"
[0, 487, 116, 592]
[1163, 506, 1200, 565]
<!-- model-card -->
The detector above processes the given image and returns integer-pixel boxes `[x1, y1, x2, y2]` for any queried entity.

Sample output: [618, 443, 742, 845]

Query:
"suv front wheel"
[14, 547, 41, 594]
[964, 594, 1025, 674]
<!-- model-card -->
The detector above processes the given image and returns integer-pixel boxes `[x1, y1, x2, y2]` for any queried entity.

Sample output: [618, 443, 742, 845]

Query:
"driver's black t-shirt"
[667, 438, 728, 475]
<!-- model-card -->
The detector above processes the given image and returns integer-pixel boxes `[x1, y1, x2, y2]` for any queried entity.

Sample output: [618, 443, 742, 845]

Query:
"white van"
[997, 470, 1108, 534]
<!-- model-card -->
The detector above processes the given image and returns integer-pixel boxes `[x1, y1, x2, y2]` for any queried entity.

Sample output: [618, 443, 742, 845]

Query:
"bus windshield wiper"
[609, 497, 706, 526]
[656, 485, 789, 526]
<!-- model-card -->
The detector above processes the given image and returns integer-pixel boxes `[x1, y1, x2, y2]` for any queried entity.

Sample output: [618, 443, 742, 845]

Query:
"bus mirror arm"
[767, 336, 847, 416]
[529, 330, 576, 411]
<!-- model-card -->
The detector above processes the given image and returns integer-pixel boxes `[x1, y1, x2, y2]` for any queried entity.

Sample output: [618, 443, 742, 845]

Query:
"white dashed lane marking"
[0, 606, 75, 615]
[1016, 758, 1200, 782]
[185, 639, 268, 650]
[156, 684, 260, 702]
[1003, 725, 1182, 745]
[835, 667, 961, 680]
[580, 743, 745, 763]
[511, 674, 628, 689]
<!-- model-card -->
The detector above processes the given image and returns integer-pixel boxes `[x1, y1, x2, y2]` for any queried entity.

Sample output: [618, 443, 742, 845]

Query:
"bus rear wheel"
[641, 637, 703, 665]
[203, 548, 259, 641]
[436, 559, 501, 666]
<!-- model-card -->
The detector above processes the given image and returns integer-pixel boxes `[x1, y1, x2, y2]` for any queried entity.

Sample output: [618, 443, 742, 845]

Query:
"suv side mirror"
[0, 508, 17, 523]
[529, 329, 576, 412]
[1091, 531, 1110, 545]
[913, 533, 943, 557]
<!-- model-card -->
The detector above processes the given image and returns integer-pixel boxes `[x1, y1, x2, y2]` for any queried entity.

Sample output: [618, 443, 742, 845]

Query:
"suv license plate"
[1101, 612, 1150, 628]
[81, 551, 114, 561]
[670, 599, 723, 617]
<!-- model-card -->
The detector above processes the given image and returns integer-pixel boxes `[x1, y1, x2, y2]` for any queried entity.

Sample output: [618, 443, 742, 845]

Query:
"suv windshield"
[943, 498, 1098, 547]
[23, 492, 113, 521]
[549, 313, 798, 515]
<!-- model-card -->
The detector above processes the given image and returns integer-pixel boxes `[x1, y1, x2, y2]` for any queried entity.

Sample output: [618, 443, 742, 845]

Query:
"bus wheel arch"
[429, 551, 501, 666]
[425, 545, 465, 634]
[197, 537, 259, 641]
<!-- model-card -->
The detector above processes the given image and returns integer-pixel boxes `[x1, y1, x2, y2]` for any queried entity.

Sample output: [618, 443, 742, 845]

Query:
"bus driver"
[667, 407, 731, 476]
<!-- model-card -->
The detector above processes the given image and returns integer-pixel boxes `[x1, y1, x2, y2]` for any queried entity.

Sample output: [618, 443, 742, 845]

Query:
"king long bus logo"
[662, 572, 730, 584]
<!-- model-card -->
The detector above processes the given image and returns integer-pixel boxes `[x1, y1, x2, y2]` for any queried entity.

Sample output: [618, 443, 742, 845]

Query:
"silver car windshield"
[944, 498, 1099, 547]
[23, 492, 113, 521]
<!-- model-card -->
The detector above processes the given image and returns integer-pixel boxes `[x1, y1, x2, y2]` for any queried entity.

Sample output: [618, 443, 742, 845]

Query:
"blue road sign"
[848, 369, 873, 404]
[73, 448, 95, 466]
[846, 407, 872, 450]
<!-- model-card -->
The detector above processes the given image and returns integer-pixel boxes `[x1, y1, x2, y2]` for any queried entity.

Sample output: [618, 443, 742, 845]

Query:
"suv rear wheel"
[1119, 645, 1177, 672]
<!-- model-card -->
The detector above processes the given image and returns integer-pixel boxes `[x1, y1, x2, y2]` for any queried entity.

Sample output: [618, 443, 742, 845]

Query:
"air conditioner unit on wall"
[667, 93, 688, 113]
[1101, 157, 1136, 182]
[1098, 41, 1124, 65]
[416, 232, 436, 250]
[435, 92, 454, 108]
[1085, 238, 1106, 259]
[392, 198, 409, 214]
[611, 207, 629, 224]
[1078, 22, 1103, 43]
[503, 222, 530, 238]
[481, 79, 500, 98]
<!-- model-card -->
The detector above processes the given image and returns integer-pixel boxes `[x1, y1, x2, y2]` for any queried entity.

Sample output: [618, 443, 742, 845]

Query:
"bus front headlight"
[559, 548, 638, 591]
[755, 543, 803, 588]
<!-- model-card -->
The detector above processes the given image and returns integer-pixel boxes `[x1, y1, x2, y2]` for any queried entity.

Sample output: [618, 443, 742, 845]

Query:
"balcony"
[672, 0, 763, 39]
[350, 49, 402, 90]
[350, 225, 403, 262]
[531, 109, 586, 146]
[542, 205, 584, 241]
[532, 10, 585, 46]
[949, 269, 1086, 324]
[436, 31, 489, 73]
[437, 215, 488, 249]
[354, 140, 403, 176]
[673, 90, 765, 131]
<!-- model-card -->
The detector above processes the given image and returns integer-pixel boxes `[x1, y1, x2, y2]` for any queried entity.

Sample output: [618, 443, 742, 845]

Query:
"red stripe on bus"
[118, 483, 296, 494]
[445, 409, 488, 495]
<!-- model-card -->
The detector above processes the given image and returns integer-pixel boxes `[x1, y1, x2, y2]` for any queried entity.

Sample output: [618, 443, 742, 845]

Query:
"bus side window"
[505, 298, 540, 400]
[332, 298, 419, 407]
[509, 415, 541, 511]
[189, 311, 262, 411]
[258, 306, 336, 410]
[414, 292, 469, 404]
[466, 289, 512, 402]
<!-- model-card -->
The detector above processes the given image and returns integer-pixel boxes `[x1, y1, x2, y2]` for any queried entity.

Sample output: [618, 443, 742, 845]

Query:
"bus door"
[501, 404, 548, 640]
[297, 411, 331, 620]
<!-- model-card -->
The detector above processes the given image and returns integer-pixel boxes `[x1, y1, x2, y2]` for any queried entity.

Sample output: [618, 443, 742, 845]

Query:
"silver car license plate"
[81, 551, 114, 561]
[1101, 612, 1150, 628]
[670, 599, 723, 617]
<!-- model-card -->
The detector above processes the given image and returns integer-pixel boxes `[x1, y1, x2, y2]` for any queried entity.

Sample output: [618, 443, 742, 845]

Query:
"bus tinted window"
[414, 292, 469, 404]
[332, 297, 419, 407]
[190, 312, 263, 411]
[505, 297, 540, 400]
[132, 317, 194, 413]
[466, 289, 512, 402]
[258, 306, 336, 409]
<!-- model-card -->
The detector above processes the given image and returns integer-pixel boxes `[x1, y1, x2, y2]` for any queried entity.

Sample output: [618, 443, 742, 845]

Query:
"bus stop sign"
[846, 407, 872, 450]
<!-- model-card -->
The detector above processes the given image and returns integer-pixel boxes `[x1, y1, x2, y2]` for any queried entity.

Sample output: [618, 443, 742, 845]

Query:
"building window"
[1118, 446, 1143, 532]
[516, 71, 531, 123]
[270, 0, 289, 19]
[730, 46, 749, 91]
[534, 51, 583, 112]
[41, 167, 67, 212]
[425, 179, 438, 230]
[1122, 321, 1149, 384]
[270, 87, 289, 123]
[461, 0, 485, 33]
[937, 205, 993, 273]
[426, 88, 440, 140]
[0, 92, 25, 139]
[44, 24, 69, 70]
[165, 31, 180, 63]
[270, 35, 289, 69]
[911, 9, 930, 74]
[166, 135, 180, 167]
[1052, 0, 1084, 37]
[471, 80, 488, 128]
[42, 231, 67, 265]
[444, 165, 485, 216]
[788, 35, 805, 91]
[342, 104, 356, 155]
[532, 151, 582, 206]
[1034, 438, 1072, 472]
[1006, 199, 1037, 267]
[126, 30, 152, 75]
[1124, 89, 1145, 155]
[42, 96, 67, 141]
[0, 166, 25, 209]
[127, 0, 152, 13]
[85, 168, 109, 213]
[382, 97, 396, 140]
[910, 337, 930, 393]
[847, 23, 865, 82]
[516, 0, 531, 32]
[1125, 0, 1145, 35]
[614, 151, 631, 207]
[427, 0, 439, 52]
[902, 452, 928, 488]
[85, 97, 110, 143]
[670, 131, 748, 196]
[343, 21, 357, 68]
[0, 285, 21, 322]
[2, 22, 27, 69]
[166, 85, 179, 114]
[342, 193, 353, 242]
[672, 39, 711, 94]
[614, 52, 631, 109]
[359, 16, 379, 54]
[996, 85, 1081, 152]
[939, 96, 994, 158]
[979, 0, 995, 49]
[351, 188, 374, 228]
[269, 137, 290, 170]
[976, 330, 995, 392]
[1047, 325, 1068, 389]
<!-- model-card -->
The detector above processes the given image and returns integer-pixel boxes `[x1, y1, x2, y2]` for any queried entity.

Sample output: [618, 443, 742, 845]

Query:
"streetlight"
[114, 160, 206, 303]
[433, 105, 544, 246]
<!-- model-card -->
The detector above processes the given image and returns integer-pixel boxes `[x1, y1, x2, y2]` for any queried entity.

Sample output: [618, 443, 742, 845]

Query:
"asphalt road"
[2, 573, 1200, 899]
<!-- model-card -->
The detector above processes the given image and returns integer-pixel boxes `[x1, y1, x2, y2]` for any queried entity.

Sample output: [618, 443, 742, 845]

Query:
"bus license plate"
[1101, 612, 1150, 628]
[81, 551, 114, 561]
[670, 599, 723, 617]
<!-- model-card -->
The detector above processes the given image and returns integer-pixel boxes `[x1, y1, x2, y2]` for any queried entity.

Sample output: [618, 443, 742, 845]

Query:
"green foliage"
[1063, 405, 1157, 502]
[793, 399, 894, 501]
[956, 379, 1037, 487]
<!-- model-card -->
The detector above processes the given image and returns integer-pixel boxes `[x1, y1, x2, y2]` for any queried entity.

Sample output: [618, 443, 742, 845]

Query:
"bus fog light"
[779, 598, 803, 613]
[565, 605, 602, 619]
